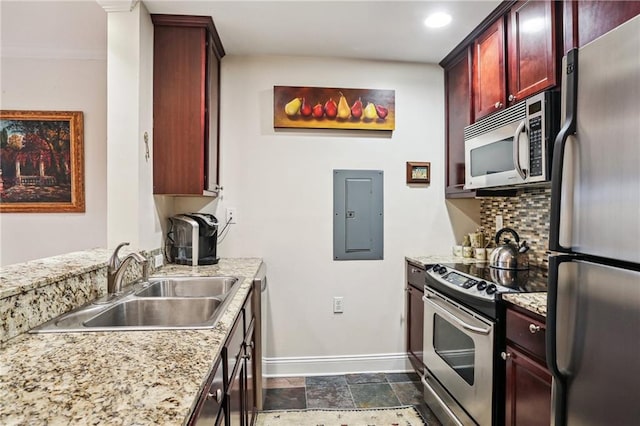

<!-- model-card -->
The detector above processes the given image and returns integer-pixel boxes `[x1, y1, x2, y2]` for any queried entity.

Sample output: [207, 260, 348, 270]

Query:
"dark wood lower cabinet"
[406, 262, 426, 374]
[191, 287, 257, 426]
[504, 345, 552, 426]
[505, 306, 551, 426]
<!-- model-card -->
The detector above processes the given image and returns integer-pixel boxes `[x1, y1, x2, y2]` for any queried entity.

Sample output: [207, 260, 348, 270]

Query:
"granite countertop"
[406, 254, 547, 318]
[502, 292, 547, 317]
[0, 257, 263, 425]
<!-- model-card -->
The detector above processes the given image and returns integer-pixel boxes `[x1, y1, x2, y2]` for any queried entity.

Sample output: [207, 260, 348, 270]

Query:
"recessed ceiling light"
[424, 12, 452, 29]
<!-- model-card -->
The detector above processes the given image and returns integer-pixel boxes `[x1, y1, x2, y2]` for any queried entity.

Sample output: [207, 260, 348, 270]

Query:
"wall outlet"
[496, 214, 504, 231]
[226, 207, 237, 224]
[333, 297, 344, 313]
[154, 254, 164, 268]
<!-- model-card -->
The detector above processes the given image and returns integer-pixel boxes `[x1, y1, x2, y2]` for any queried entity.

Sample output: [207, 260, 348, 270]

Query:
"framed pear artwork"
[273, 86, 395, 131]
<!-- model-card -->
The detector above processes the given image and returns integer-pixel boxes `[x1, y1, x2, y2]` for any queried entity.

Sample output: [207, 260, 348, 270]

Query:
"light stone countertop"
[502, 292, 547, 317]
[405, 255, 547, 318]
[0, 248, 111, 299]
[0, 257, 263, 425]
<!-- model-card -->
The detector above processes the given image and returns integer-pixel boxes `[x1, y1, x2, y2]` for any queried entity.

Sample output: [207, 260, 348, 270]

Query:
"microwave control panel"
[528, 116, 543, 176]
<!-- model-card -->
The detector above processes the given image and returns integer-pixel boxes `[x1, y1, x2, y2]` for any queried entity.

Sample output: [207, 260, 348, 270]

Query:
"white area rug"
[255, 406, 426, 425]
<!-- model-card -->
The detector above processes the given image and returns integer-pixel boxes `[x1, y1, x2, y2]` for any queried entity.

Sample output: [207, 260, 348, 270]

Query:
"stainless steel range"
[422, 262, 547, 426]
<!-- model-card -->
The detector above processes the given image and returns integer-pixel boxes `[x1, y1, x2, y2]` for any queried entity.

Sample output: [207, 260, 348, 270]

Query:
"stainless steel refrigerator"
[547, 14, 640, 426]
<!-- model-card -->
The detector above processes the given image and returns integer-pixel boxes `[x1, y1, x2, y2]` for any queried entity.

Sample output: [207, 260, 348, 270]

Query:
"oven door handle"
[423, 295, 491, 335]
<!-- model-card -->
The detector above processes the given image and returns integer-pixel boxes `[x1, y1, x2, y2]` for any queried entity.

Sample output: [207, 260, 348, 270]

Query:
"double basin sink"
[31, 276, 241, 333]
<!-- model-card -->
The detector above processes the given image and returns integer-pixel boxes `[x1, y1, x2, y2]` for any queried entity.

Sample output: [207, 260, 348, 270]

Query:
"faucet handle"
[108, 242, 130, 271]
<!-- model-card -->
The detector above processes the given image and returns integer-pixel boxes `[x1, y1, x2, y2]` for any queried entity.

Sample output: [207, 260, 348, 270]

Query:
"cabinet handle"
[500, 351, 512, 360]
[529, 324, 541, 334]
[207, 388, 222, 403]
[248, 341, 255, 350]
[495, 102, 503, 109]
[411, 268, 421, 274]
[508, 94, 516, 102]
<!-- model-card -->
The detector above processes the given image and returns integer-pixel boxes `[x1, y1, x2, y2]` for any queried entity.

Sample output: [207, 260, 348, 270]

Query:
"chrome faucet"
[107, 242, 149, 296]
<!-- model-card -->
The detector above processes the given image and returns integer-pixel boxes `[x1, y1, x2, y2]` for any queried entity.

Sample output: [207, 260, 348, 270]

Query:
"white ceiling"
[143, 0, 502, 64]
[0, 1, 502, 64]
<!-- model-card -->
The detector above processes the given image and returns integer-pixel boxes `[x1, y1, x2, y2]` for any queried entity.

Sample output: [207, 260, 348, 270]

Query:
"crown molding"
[96, 0, 139, 13]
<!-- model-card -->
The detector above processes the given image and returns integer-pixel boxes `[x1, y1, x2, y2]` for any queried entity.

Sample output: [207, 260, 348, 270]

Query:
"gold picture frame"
[406, 161, 430, 184]
[0, 110, 85, 213]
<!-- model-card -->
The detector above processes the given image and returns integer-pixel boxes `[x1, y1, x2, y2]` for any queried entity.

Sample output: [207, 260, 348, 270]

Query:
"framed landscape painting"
[274, 86, 395, 131]
[0, 110, 85, 213]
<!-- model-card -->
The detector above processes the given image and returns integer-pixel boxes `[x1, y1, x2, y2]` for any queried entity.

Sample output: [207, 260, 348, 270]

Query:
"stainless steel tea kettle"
[490, 227, 530, 270]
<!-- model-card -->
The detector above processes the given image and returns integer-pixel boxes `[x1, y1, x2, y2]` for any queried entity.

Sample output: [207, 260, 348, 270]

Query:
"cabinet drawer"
[407, 263, 426, 289]
[506, 308, 546, 362]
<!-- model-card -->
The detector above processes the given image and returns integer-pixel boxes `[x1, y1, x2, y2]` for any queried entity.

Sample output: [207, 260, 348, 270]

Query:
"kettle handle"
[495, 227, 520, 245]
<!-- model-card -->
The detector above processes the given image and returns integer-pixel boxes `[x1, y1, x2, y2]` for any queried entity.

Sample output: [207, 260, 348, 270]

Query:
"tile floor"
[262, 372, 442, 425]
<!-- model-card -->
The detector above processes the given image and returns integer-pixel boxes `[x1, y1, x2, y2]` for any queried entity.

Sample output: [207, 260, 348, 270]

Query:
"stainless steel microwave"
[464, 91, 560, 190]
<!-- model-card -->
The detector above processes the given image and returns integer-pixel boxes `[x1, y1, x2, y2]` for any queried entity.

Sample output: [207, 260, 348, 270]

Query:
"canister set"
[453, 229, 493, 260]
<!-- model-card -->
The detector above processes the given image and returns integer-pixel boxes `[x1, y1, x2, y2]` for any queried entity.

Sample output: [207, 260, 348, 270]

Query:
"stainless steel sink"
[84, 298, 223, 328]
[135, 276, 237, 298]
[29, 275, 243, 333]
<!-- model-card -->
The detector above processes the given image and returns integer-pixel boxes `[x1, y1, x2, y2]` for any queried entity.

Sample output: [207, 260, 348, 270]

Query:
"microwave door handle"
[513, 120, 527, 180]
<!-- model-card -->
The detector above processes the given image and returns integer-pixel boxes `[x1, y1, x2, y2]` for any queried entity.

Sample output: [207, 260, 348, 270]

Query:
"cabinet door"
[508, 0, 557, 104]
[244, 324, 256, 426]
[474, 18, 506, 120]
[205, 30, 220, 193]
[406, 284, 424, 373]
[444, 47, 475, 198]
[227, 359, 244, 426]
[504, 345, 552, 426]
[152, 23, 207, 195]
[570, 1, 640, 50]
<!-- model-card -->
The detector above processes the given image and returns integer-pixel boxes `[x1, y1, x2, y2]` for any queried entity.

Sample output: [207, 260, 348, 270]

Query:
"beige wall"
[0, 2, 108, 266]
[207, 55, 478, 374]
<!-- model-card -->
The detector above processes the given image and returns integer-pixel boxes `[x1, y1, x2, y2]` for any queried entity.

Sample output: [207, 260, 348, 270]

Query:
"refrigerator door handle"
[547, 253, 580, 426]
[549, 48, 578, 252]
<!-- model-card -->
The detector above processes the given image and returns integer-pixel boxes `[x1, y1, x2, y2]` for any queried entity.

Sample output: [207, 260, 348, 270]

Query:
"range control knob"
[438, 266, 447, 275]
[486, 284, 497, 295]
[431, 264, 440, 272]
[476, 281, 488, 291]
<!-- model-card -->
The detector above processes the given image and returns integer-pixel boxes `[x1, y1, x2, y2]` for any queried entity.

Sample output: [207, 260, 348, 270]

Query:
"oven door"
[423, 287, 494, 426]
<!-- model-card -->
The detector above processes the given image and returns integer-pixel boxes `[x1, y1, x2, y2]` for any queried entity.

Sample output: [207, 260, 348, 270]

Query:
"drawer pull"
[411, 268, 421, 274]
[207, 388, 222, 403]
[529, 324, 541, 334]
[500, 351, 512, 360]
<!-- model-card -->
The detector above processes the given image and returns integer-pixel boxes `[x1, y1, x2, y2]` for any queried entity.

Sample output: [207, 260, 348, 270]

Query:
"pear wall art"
[273, 86, 395, 131]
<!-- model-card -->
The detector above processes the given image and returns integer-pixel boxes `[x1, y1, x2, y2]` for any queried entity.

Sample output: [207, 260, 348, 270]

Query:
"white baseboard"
[264, 353, 414, 378]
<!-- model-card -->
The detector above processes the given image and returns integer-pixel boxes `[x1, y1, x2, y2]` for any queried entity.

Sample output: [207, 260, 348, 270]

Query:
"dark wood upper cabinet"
[151, 15, 225, 196]
[473, 18, 506, 120]
[563, 1, 640, 53]
[444, 47, 475, 197]
[507, 0, 558, 103]
[472, 0, 557, 121]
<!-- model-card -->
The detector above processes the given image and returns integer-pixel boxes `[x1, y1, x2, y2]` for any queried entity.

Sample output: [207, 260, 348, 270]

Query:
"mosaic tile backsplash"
[480, 187, 551, 269]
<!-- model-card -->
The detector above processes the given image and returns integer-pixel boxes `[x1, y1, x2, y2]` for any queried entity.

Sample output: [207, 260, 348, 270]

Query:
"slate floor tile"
[306, 384, 355, 409]
[386, 371, 421, 383]
[350, 383, 401, 408]
[391, 381, 424, 405]
[263, 387, 306, 410]
[305, 375, 347, 386]
[345, 372, 387, 384]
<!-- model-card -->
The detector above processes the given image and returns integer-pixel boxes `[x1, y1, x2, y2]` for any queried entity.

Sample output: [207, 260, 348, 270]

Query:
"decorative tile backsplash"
[480, 188, 551, 269]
